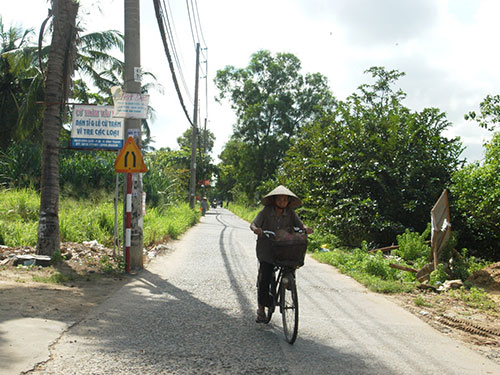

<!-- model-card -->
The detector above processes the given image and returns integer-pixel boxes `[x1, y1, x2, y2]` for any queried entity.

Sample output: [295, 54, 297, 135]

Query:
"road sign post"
[125, 173, 132, 273]
[115, 137, 147, 272]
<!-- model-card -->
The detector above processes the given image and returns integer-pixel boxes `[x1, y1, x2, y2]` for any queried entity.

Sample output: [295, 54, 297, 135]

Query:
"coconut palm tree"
[0, 18, 41, 149]
[3, 23, 158, 149]
[37, 0, 79, 256]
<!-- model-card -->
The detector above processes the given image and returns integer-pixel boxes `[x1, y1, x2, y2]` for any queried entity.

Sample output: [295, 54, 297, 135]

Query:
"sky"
[2, 0, 500, 163]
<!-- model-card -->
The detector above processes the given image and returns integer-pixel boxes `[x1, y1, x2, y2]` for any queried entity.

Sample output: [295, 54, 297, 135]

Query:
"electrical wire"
[193, 0, 207, 48]
[186, 0, 197, 49]
[163, 0, 194, 104]
[152, 0, 194, 127]
[152, 0, 209, 128]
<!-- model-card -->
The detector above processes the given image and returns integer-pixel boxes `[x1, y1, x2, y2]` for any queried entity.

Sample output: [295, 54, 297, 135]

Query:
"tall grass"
[0, 189, 40, 246]
[225, 202, 261, 223]
[0, 188, 199, 247]
[143, 203, 199, 245]
[60, 199, 118, 246]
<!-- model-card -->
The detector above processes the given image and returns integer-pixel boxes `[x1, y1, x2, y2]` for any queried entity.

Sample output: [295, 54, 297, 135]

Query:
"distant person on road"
[250, 185, 313, 323]
[201, 197, 208, 216]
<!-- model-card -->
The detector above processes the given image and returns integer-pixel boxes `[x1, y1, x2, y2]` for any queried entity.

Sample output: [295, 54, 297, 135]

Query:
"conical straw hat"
[261, 185, 302, 209]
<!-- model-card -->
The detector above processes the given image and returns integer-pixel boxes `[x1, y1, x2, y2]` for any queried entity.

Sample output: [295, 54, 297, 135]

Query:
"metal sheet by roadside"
[431, 189, 452, 268]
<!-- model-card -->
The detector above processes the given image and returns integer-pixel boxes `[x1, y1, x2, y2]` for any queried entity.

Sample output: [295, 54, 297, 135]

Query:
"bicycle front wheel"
[280, 273, 298, 344]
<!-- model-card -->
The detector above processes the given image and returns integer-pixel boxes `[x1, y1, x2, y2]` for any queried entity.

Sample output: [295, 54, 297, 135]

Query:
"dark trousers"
[257, 261, 274, 307]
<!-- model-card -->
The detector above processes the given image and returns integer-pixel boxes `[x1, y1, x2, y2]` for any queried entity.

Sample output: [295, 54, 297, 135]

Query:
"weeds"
[414, 294, 433, 307]
[99, 255, 125, 274]
[32, 271, 73, 284]
[51, 250, 66, 265]
[449, 287, 499, 312]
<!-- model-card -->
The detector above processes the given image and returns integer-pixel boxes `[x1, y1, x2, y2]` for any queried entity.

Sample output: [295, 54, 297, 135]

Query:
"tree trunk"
[36, 0, 79, 256]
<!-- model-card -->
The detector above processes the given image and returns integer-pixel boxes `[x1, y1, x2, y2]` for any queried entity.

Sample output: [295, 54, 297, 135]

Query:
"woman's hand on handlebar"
[304, 227, 313, 235]
[253, 228, 263, 236]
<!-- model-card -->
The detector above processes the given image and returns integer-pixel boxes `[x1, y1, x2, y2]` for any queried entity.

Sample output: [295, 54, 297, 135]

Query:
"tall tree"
[215, 50, 335, 201]
[176, 126, 216, 194]
[279, 67, 464, 246]
[37, 0, 79, 256]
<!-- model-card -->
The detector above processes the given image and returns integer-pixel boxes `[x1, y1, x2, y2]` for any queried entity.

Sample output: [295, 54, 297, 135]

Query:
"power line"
[186, 0, 197, 49]
[153, 0, 194, 127]
[193, 0, 207, 48]
[163, 0, 194, 104]
[152, 0, 208, 129]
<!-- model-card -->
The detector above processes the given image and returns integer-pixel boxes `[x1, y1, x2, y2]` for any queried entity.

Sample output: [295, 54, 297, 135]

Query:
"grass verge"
[0, 188, 200, 248]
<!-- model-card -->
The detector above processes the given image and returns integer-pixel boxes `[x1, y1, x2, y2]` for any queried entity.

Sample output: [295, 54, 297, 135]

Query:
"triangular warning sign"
[114, 137, 148, 173]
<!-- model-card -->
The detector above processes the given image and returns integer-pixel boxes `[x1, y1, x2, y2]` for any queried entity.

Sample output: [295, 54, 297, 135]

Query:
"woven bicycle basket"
[271, 230, 307, 268]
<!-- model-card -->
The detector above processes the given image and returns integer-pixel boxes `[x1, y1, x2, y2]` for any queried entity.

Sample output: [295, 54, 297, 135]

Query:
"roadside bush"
[226, 202, 261, 223]
[429, 264, 448, 286]
[363, 252, 391, 280]
[59, 150, 116, 198]
[450, 131, 500, 261]
[143, 203, 199, 245]
[394, 226, 431, 263]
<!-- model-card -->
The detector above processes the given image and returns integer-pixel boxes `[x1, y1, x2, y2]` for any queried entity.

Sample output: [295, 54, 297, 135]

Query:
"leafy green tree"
[215, 50, 335, 202]
[216, 138, 256, 203]
[278, 67, 464, 247]
[456, 93, 500, 260]
[465, 94, 500, 131]
[143, 148, 191, 206]
[176, 127, 216, 197]
[177, 126, 215, 154]
[451, 134, 500, 261]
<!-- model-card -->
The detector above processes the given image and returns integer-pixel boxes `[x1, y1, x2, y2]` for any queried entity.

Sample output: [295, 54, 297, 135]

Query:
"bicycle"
[261, 229, 307, 344]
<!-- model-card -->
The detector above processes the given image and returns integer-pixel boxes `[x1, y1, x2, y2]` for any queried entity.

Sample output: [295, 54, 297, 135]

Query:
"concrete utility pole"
[189, 43, 201, 208]
[124, 0, 143, 270]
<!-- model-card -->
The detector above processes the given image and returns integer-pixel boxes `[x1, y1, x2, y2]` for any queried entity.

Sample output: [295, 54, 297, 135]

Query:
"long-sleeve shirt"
[250, 205, 304, 263]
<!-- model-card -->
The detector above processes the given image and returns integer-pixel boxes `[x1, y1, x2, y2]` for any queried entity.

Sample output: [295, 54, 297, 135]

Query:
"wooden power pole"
[189, 43, 201, 209]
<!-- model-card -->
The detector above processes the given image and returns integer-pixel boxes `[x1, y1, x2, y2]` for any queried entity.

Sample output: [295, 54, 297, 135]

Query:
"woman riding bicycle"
[250, 185, 313, 323]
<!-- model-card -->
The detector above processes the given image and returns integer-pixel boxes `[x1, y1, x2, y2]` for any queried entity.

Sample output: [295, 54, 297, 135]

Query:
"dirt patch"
[0, 243, 499, 366]
[468, 262, 500, 291]
[388, 286, 500, 365]
[0, 241, 171, 324]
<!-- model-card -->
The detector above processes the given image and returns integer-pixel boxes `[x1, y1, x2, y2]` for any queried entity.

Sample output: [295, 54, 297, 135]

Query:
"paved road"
[33, 208, 500, 374]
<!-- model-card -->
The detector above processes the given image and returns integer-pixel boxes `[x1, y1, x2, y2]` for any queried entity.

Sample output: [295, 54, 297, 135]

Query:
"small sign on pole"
[112, 93, 149, 119]
[114, 137, 148, 173]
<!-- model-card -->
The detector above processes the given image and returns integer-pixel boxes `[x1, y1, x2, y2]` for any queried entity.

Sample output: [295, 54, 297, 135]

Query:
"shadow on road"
[36, 252, 397, 374]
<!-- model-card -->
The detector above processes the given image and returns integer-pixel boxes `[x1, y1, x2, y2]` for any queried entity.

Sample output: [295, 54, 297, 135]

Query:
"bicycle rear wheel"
[280, 272, 298, 344]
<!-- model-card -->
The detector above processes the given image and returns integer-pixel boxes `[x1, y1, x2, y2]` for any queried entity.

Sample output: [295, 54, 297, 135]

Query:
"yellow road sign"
[114, 137, 148, 173]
